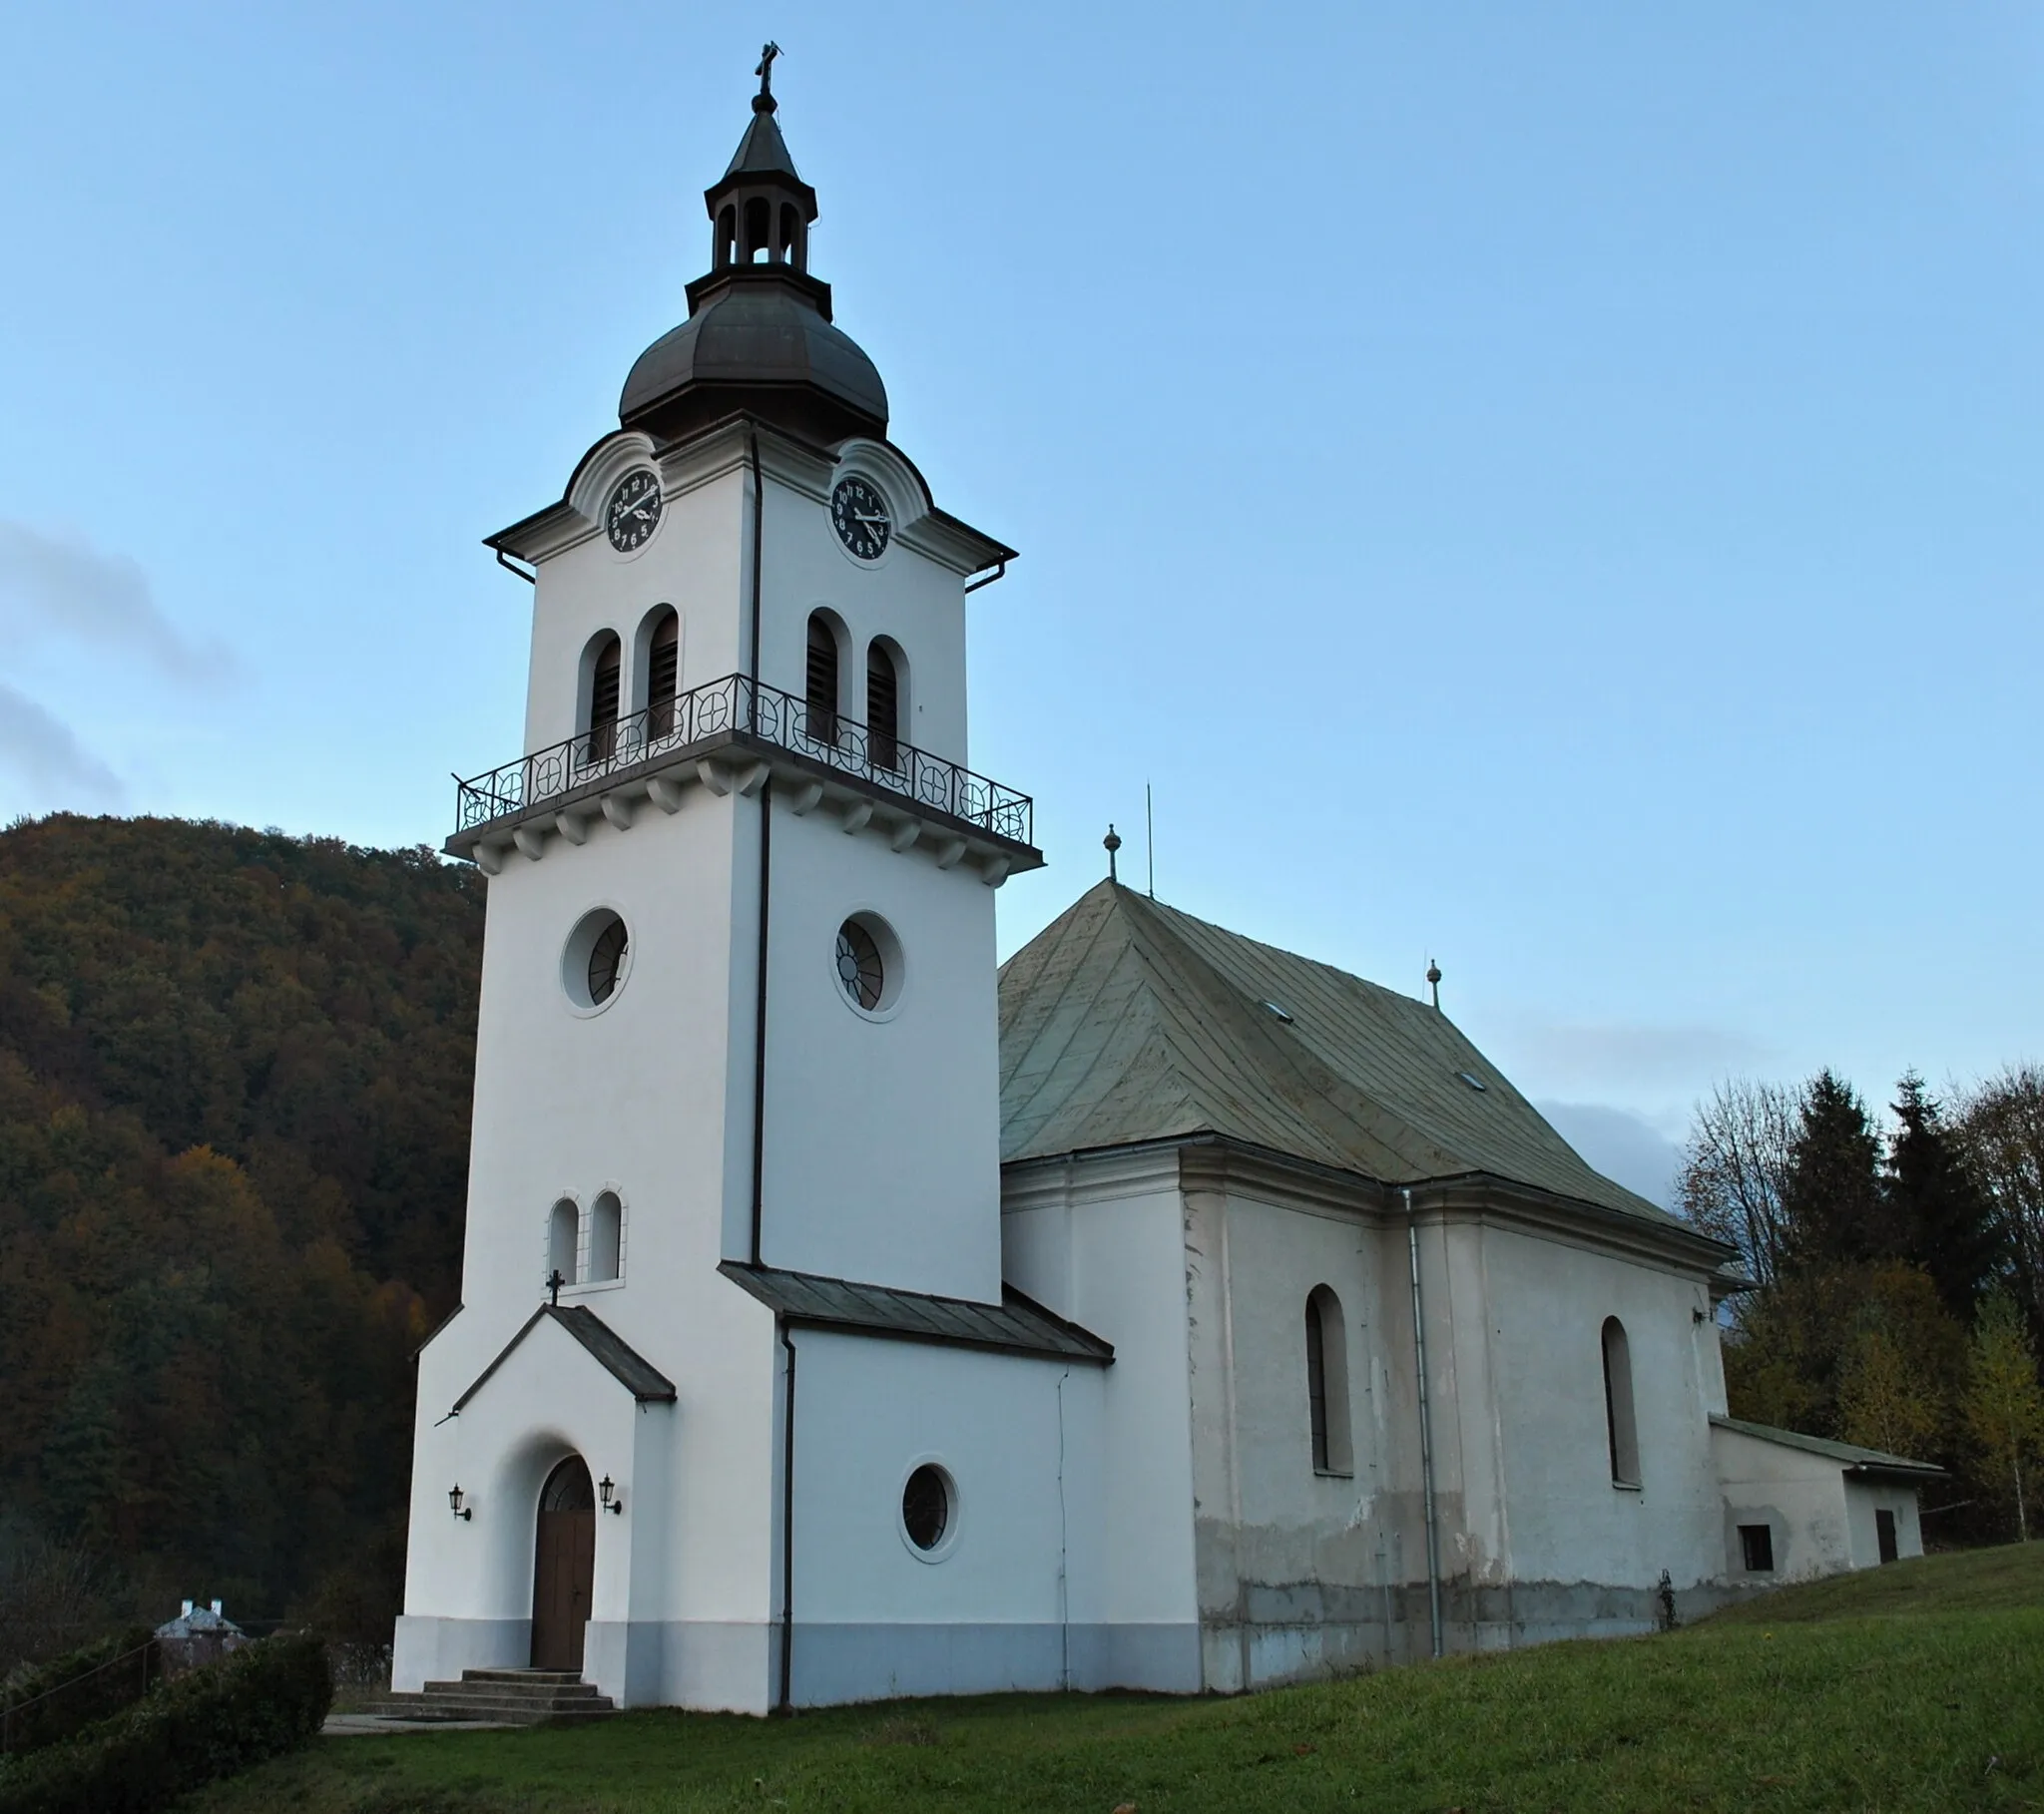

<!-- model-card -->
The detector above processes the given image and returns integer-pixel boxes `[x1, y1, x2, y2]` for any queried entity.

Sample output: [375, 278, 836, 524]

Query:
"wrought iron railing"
[454, 673, 1033, 847]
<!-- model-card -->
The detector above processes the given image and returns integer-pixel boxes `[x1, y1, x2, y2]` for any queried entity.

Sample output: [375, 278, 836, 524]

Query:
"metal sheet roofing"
[719, 1261, 1113, 1363]
[998, 880, 1683, 1230]
[451, 1304, 676, 1414]
[1712, 1416, 1945, 1478]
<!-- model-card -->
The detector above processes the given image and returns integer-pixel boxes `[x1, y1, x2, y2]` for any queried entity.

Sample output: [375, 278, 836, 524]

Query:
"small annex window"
[900, 1463, 955, 1557]
[548, 1198, 579, 1289]
[1602, 1316, 1640, 1488]
[583, 632, 622, 764]
[1304, 1285, 1354, 1477]
[806, 613, 842, 744]
[589, 1191, 623, 1283]
[1739, 1523, 1775, 1573]
[866, 640, 903, 771]
[644, 607, 680, 739]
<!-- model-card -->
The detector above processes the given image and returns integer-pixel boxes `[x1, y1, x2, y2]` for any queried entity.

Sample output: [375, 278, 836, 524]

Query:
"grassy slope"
[195, 1547, 2044, 1814]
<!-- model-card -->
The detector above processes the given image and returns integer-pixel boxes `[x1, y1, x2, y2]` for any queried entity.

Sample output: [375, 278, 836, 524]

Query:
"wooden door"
[531, 1459, 596, 1671]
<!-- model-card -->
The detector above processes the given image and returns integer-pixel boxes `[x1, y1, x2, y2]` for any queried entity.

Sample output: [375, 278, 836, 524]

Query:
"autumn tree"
[1963, 1294, 2044, 1541]
[1678, 1078, 1798, 1285]
[1955, 1065, 2044, 1351]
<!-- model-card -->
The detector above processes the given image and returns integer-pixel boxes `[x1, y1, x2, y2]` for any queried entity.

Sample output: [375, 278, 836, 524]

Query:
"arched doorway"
[531, 1457, 596, 1672]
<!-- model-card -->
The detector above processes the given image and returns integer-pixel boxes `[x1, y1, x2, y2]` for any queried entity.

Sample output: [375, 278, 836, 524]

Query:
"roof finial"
[1426, 957, 1442, 1012]
[1104, 823, 1122, 884]
[755, 41, 781, 112]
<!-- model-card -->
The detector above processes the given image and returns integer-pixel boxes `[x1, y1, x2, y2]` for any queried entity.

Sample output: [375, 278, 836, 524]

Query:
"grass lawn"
[191, 1546, 2044, 1813]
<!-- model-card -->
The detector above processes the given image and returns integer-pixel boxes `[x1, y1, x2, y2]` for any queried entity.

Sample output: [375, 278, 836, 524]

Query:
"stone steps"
[367, 1667, 617, 1727]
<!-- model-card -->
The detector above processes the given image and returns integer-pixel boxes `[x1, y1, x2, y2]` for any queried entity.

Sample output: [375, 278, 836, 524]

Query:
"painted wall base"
[1197, 1578, 1757, 1692]
[791, 1620, 1204, 1706]
[392, 1615, 532, 1692]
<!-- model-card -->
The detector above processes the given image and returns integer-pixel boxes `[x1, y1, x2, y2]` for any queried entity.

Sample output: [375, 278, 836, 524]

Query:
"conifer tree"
[1781, 1070, 1886, 1273]
[1888, 1074, 2003, 1322]
[1963, 1294, 2044, 1541]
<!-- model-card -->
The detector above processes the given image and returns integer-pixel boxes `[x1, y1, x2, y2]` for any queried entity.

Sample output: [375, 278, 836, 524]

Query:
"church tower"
[393, 58, 1096, 1715]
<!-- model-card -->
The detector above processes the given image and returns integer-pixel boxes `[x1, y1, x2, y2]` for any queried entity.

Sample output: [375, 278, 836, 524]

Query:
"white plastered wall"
[781, 1329, 1101, 1703]
[1474, 1221, 1727, 1613]
[1001, 1152, 1204, 1691]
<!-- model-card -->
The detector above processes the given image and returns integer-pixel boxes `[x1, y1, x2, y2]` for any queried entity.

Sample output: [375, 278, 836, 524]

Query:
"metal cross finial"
[1104, 823, 1122, 883]
[756, 41, 781, 99]
[546, 1268, 565, 1307]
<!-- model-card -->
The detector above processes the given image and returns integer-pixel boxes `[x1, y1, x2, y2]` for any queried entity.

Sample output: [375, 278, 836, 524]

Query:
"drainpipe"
[776, 1323, 797, 1711]
[1405, 1186, 1443, 1660]
[748, 425, 771, 1268]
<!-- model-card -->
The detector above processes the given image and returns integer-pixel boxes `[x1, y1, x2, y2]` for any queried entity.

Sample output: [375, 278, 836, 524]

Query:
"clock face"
[830, 476, 891, 561]
[605, 469, 662, 553]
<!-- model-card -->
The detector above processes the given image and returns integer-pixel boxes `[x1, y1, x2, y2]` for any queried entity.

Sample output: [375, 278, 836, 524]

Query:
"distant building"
[395, 63, 1938, 1712]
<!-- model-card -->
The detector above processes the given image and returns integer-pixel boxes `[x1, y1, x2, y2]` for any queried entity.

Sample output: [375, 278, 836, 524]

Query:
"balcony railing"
[454, 673, 1033, 849]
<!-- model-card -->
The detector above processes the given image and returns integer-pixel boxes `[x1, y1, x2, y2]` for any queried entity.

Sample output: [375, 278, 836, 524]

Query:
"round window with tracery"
[587, 918, 629, 1004]
[901, 1464, 951, 1553]
[562, 907, 631, 1014]
[835, 919, 882, 1009]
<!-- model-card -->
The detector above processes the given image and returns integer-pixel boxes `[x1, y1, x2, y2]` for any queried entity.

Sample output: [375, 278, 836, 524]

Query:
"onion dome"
[620, 48, 888, 446]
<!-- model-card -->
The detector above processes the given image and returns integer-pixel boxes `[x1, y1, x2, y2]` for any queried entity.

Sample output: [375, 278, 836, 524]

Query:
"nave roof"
[998, 881, 1685, 1232]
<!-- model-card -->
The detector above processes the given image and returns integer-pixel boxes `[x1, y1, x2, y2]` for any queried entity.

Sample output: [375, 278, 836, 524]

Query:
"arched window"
[644, 608, 680, 739]
[548, 1198, 579, 1289]
[1602, 1316, 1640, 1487]
[778, 202, 803, 268]
[744, 196, 770, 262]
[1305, 1285, 1353, 1476]
[583, 633, 622, 764]
[867, 640, 902, 771]
[805, 613, 841, 744]
[589, 1192, 622, 1283]
[716, 204, 737, 268]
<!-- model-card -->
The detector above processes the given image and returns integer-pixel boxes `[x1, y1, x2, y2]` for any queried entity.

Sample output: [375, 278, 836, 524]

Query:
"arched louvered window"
[548, 1198, 579, 1289]
[584, 633, 621, 764]
[867, 640, 901, 771]
[645, 608, 680, 739]
[806, 613, 840, 744]
[1602, 1316, 1640, 1487]
[589, 1192, 622, 1283]
[1305, 1285, 1353, 1475]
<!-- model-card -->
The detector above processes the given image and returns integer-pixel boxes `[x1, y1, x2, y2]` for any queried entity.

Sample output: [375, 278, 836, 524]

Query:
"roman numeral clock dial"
[830, 476, 890, 560]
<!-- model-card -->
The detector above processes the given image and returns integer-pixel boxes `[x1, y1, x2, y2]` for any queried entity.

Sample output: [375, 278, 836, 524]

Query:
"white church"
[395, 61, 1939, 1714]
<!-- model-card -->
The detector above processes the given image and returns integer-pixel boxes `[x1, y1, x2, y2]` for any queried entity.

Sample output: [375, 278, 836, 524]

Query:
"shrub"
[0, 1628, 156, 1757]
[0, 1632, 330, 1814]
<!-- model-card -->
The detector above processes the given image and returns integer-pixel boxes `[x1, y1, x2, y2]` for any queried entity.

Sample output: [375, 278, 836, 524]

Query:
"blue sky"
[2, 3, 2038, 1202]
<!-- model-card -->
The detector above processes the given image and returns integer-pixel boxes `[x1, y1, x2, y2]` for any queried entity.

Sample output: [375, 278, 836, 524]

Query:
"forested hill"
[0, 814, 483, 1648]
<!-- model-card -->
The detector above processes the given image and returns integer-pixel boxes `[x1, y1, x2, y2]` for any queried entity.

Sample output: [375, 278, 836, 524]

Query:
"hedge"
[0, 1630, 156, 1758]
[0, 1633, 331, 1814]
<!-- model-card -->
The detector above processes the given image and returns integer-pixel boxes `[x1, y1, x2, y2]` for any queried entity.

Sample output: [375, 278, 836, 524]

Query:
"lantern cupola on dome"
[619, 46, 888, 446]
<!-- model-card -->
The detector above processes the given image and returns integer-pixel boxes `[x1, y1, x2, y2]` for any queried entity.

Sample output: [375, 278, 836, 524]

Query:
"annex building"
[395, 62, 1939, 1712]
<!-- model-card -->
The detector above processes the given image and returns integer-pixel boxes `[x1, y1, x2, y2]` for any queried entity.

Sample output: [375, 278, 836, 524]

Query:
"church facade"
[395, 66, 1938, 1713]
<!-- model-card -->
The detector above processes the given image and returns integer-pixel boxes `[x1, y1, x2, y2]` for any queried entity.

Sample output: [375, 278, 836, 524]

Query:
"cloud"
[1499, 1015, 1773, 1092]
[1536, 1100, 1684, 1208]
[0, 519, 228, 683]
[0, 682, 124, 809]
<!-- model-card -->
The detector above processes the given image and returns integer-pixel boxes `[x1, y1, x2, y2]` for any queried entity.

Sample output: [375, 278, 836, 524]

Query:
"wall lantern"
[599, 1476, 623, 1516]
[449, 1484, 472, 1522]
